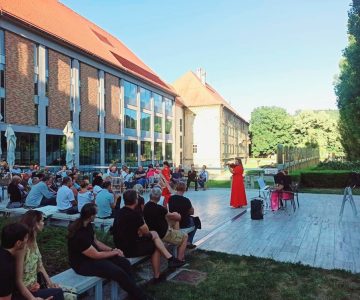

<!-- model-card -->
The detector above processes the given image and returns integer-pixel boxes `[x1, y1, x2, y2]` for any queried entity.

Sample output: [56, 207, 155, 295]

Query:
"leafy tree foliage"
[249, 106, 293, 157]
[335, 0, 360, 160]
[292, 110, 344, 159]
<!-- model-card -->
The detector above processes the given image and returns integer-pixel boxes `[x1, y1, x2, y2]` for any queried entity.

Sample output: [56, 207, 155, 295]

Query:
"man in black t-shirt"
[186, 164, 198, 191]
[113, 190, 185, 283]
[144, 187, 188, 261]
[0, 223, 29, 299]
[168, 182, 197, 249]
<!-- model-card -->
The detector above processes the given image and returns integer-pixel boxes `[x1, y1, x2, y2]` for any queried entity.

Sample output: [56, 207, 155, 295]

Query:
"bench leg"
[94, 281, 103, 300]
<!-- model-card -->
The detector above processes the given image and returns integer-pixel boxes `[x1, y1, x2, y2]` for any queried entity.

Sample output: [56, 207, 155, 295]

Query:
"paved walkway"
[188, 188, 360, 274]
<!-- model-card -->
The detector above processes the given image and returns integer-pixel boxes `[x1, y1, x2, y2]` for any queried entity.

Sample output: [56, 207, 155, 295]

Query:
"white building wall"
[191, 106, 221, 169]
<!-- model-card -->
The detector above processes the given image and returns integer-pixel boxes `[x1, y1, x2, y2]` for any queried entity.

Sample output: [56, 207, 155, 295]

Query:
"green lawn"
[147, 250, 360, 300]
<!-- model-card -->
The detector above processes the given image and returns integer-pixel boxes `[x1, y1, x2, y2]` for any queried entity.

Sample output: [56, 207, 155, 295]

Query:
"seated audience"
[25, 175, 56, 208]
[68, 203, 152, 300]
[77, 180, 95, 213]
[122, 167, 135, 189]
[144, 187, 188, 261]
[56, 177, 78, 215]
[7, 175, 27, 204]
[92, 175, 104, 196]
[20, 173, 31, 193]
[171, 167, 183, 185]
[186, 164, 198, 191]
[11, 165, 22, 175]
[107, 165, 119, 177]
[96, 181, 116, 219]
[197, 165, 209, 190]
[134, 166, 147, 188]
[113, 190, 185, 283]
[169, 182, 197, 249]
[132, 184, 145, 217]
[0, 223, 29, 300]
[16, 211, 64, 300]
[146, 164, 157, 186]
[57, 166, 69, 178]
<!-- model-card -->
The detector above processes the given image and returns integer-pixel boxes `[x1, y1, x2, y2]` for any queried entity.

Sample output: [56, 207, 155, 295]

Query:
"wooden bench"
[51, 257, 146, 300]
[0, 205, 58, 218]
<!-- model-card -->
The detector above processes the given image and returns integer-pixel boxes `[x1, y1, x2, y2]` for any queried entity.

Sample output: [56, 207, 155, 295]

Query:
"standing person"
[0, 223, 29, 300]
[67, 203, 152, 300]
[161, 161, 172, 207]
[16, 211, 64, 300]
[229, 158, 247, 208]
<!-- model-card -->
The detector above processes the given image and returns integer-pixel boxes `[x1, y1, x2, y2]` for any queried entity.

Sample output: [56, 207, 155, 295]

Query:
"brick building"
[0, 0, 176, 167]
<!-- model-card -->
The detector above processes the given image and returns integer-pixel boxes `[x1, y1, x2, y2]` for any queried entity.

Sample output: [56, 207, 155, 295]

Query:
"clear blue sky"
[61, 0, 350, 121]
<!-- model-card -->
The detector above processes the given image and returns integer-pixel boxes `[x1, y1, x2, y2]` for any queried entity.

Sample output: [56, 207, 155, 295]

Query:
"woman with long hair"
[16, 210, 64, 300]
[229, 158, 247, 208]
[67, 203, 151, 300]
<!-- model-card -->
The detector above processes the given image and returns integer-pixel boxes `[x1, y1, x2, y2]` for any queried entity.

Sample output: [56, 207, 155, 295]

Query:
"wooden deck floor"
[195, 189, 360, 273]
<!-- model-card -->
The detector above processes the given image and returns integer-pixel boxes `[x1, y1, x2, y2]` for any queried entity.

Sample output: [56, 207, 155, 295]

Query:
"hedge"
[298, 171, 351, 188]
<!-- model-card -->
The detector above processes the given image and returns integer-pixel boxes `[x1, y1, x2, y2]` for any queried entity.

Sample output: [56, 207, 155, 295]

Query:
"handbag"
[192, 216, 202, 229]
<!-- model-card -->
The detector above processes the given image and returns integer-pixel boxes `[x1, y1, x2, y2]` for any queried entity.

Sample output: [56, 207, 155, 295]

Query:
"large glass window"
[165, 98, 173, 116]
[79, 137, 100, 165]
[141, 141, 151, 164]
[140, 87, 151, 110]
[154, 116, 162, 133]
[0, 132, 39, 165]
[125, 108, 137, 129]
[45, 48, 49, 97]
[124, 80, 137, 106]
[105, 139, 121, 164]
[154, 142, 163, 162]
[0, 30, 4, 57]
[153, 93, 162, 113]
[125, 140, 137, 164]
[165, 119, 172, 134]
[46, 135, 66, 165]
[165, 143, 172, 161]
[141, 112, 150, 132]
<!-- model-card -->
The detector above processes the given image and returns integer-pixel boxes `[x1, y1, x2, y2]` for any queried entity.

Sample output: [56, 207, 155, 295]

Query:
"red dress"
[161, 166, 172, 206]
[230, 165, 247, 208]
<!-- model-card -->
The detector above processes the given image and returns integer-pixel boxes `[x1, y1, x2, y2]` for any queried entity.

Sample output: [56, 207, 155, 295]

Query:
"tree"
[335, 0, 360, 160]
[249, 106, 293, 157]
[292, 110, 344, 159]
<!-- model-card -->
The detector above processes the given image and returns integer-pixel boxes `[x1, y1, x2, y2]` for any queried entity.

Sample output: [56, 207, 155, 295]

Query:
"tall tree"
[335, 0, 360, 160]
[249, 106, 293, 157]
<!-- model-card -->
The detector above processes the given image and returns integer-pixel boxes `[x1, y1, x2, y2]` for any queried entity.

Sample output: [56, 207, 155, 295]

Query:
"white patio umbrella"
[63, 121, 75, 169]
[5, 124, 16, 171]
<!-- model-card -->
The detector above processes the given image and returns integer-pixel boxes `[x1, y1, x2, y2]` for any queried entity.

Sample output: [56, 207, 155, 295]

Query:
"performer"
[229, 158, 247, 208]
[161, 161, 172, 207]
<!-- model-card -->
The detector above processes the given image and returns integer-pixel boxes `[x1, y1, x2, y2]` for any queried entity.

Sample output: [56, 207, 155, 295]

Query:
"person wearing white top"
[77, 181, 95, 213]
[56, 177, 77, 214]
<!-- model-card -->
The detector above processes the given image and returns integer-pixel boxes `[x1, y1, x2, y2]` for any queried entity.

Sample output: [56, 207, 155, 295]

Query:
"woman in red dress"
[161, 161, 172, 207]
[229, 158, 247, 208]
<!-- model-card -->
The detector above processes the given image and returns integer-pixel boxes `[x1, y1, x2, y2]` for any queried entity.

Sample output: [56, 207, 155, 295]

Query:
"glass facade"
[165, 98, 173, 116]
[140, 87, 151, 110]
[125, 140, 137, 165]
[105, 139, 121, 164]
[140, 141, 152, 165]
[46, 135, 66, 165]
[0, 132, 39, 165]
[165, 119, 172, 134]
[141, 112, 151, 132]
[124, 80, 137, 106]
[79, 137, 100, 165]
[154, 116, 162, 133]
[153, 93, 162, 113]
[0, 30, 4, 56]
[165, 143, 172, 161]
[125, 108, 137, 129]
[154, 142, 163, 162]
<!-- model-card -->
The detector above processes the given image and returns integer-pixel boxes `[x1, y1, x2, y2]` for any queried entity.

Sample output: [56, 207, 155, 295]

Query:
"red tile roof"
[172, 71, 248, 123]
[0, 0, 175, 95]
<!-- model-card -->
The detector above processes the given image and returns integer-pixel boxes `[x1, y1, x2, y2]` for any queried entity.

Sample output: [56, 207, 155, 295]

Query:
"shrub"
[316, 160, 360, 171]
[299, 171, 351, 188]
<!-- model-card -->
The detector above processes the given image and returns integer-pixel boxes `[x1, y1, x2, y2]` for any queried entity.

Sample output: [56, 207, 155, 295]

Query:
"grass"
[207, 180, 231, 188]
[147, 250, 360, 300]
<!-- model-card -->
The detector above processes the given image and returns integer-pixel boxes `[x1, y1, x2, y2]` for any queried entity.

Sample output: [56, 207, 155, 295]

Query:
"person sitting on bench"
[25, 175, 56, 208]
[56, 177, 78, 215]
[186, 164, 198, 191]
[112, 190, 185, 284]
[197, 165, 209, 190]
[68, 203, 152, 300]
